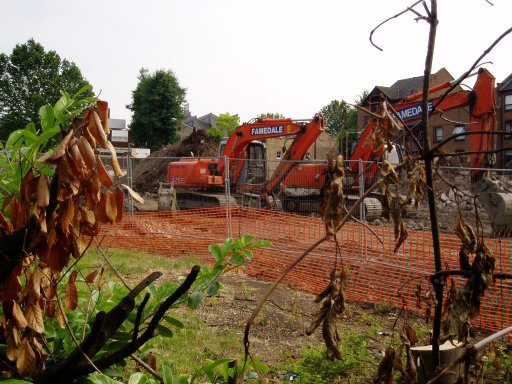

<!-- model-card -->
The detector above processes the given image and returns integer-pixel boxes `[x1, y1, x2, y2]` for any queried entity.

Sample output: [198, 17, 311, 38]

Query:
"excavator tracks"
[176, 191, 238, 209]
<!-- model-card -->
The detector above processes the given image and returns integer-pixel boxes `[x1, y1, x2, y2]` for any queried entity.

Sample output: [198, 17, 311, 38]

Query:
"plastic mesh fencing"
[100, 207, 512, 333]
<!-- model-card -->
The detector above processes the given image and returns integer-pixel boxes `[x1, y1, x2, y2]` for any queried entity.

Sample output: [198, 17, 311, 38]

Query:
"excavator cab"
[238, 141, 267, 185]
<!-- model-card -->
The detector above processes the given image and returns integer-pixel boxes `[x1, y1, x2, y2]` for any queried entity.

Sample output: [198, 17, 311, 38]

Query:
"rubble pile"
[132, 130, 219, 194]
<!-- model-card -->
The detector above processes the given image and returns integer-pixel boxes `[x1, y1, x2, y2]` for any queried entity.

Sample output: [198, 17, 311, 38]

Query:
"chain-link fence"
[97, 154, 512, 331]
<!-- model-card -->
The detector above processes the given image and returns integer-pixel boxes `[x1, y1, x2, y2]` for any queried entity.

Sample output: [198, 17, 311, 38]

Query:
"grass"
[74, 247, 511, 383]
[278, 328, 381, 383]
[140, 315, 243, 376]
[79, 247, 202, 281]
[77, 248, 247, 379]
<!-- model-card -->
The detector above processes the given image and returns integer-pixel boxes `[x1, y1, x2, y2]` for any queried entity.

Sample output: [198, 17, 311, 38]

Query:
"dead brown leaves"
[320, 155, 345, 236]
[373, 324, 419, 383]
[0, 101, 136, 378]
[443, 220, 496, 342]
[306, 268, 348, 359]
[367, 101, 404, 157]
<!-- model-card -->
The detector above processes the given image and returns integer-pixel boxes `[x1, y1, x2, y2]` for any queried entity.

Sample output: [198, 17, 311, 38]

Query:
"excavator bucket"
[158, 182, 178, 212]
[472, 175, 512, 237]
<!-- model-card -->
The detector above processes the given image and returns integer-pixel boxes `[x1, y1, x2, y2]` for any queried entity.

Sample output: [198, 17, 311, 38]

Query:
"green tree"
[207, 113, 240, 141]
[257, 112, 284, 119]
[354, 90, 369, 105]
[0, 39, 93, 140]
[127, 68, 186, 150]
[320, 99, 359, 156]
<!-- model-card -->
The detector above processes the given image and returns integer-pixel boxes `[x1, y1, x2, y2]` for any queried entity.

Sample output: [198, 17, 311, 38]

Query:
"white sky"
[1, 0, 511, 124]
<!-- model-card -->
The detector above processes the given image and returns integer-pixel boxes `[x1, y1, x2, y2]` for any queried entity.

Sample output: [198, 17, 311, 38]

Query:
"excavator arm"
[216, 115, 323, 184]
[387, 68, 511, 235]
[261, 114, 324, 196]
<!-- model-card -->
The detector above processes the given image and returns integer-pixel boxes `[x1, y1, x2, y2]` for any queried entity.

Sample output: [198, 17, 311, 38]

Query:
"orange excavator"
[279, 68, 512, 235]
[165, 114, 325, 209]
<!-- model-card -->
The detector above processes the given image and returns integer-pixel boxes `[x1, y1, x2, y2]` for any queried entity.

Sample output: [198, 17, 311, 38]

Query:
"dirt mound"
[132, 130, 219, 193]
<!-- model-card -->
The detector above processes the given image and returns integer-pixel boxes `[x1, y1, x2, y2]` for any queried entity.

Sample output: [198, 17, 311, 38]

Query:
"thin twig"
[130, 354, 163, 383]
[55, 290, 102, 374]
[369, 0, 425, 51]
[431, 26, 512, 113]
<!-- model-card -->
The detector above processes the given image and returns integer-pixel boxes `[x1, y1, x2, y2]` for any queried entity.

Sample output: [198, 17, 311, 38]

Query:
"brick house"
[497, 73, 512, 168]
[180, 107, 219, 140]
[358, 68, 471, 160]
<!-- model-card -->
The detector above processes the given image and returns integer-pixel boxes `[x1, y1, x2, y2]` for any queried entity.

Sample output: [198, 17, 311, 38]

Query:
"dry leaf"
[60, 199, 75, 235]
[38, 128, 74, 163]
[121, 183, 144, 204]
[106, 141, 127, 177]
[68, 143, 87, 178]
[46, 244, 70, 273]
[45, 300, 56, 318]
[90, 110, 109, 147]
[6, 325, 20, 361]
[65, 270, 78, 311]
[77, 136, 96, 171]
[25, 296, 44, 334]
[0, 211, 13, 233]
[97, 191, 117, 224]
[97, 156, 113, 187]
[2, 270, 22, 301]
[16, 338, 37, 377]
[55, 304, 67, 329]
[85, 268, 101, 284]
[36, 175, 50, 208]
[11, 301, 28, 330]
[21, 169, 35, 205]
[10, 199, 28, 231]
[97, 100, 110, 135]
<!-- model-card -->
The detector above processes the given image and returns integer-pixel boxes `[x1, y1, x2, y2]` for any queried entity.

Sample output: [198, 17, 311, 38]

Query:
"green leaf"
[250, 356, 270, 373]
[230, 253, 246, 266]
[128, 372, 149, 384]
[187, 291, 205, 309]
[203, 359, 232, 382]
[208, 244, 223, 262]
[245, 240, 273, 249]
[161, 363, 175, 384]
[72, 84, 93, 99]
[206, 281, 222, 297]
[221, 238, 234, 258]
[238, 234, 255, 247]
[163, 316, 184, 329]
[5, 130, 25, 150]
[83, 373, 123, 384]
[156, 324, 174, 338]
[25, 122, 37, 135]
[39, 104, 55, 132]
[54, 94, 71, 120]
[21, 129, 38, 145]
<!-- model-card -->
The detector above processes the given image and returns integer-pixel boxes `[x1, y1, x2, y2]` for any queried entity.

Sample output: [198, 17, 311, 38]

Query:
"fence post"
[225, 155, 232, 238]
[359, 159, 365, 222]
[127, 149, 133, 215]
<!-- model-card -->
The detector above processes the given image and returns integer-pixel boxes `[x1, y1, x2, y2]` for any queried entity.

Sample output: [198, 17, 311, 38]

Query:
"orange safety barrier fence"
[100, 207, 511, 332]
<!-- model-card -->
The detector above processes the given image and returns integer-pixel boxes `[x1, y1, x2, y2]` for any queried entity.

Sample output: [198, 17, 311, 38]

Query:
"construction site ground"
[125, 133, 511, 381]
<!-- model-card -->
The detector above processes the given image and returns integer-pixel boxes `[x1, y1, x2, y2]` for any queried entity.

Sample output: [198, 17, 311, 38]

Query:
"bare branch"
[369, 0, 425, 51]
[432, 26, 512, 113]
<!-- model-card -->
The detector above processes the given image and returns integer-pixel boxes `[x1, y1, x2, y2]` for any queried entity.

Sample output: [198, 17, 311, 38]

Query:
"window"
[504, 150, 512, 167]
[434, 127, 443, 142]
[452, 125, 466, 141]
[505, 121, 512, 138]
[276, 151, 282, 160]
[505, 95, 512, 111]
